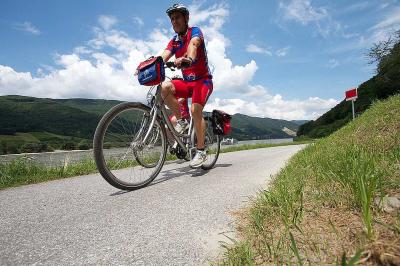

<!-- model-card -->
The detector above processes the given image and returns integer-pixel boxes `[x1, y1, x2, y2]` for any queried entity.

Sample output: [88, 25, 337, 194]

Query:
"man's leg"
[191, 103, 205, 149]
[191, 78, 213, 150]
[161, 81, 181, 119]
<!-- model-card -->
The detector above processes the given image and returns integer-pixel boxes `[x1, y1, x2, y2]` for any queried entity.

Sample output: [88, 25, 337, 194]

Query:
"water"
[0, 138, 293, 166]
[236, 138, 293, 146]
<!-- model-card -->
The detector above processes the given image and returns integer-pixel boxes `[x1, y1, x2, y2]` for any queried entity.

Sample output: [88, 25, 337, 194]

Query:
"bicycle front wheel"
[93, 102, 167, 190]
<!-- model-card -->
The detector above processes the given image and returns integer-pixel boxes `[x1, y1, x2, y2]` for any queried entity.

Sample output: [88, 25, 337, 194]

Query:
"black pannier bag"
[211, 110, 232, 135]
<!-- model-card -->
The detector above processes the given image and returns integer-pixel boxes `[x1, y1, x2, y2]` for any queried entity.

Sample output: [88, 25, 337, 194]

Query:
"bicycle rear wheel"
[93, 102, 167, 190]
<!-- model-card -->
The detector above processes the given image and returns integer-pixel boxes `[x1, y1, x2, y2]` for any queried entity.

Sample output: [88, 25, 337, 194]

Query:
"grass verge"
[0, 140, 310, 190]
[218, 95, 400, 265]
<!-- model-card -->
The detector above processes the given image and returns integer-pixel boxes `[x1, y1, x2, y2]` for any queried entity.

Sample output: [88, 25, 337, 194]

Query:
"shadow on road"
[213, 163, 232, 168]
[109, 162, 233, 196]
[109, 190, 131, 196]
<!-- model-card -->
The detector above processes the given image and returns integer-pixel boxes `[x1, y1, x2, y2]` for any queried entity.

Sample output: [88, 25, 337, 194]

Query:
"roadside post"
[345, 88, 358, 120]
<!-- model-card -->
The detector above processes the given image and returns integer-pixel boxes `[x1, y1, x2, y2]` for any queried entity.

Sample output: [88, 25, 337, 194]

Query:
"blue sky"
[1, 0, 399, 120]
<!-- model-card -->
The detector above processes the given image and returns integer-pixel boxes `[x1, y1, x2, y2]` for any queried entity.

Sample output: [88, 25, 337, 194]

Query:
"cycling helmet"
[166, 3, 189, 17]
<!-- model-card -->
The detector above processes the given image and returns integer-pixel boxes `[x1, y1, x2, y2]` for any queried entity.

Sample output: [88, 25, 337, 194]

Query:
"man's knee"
[191, 103, 203, 117]
[161, 82, 174, 98]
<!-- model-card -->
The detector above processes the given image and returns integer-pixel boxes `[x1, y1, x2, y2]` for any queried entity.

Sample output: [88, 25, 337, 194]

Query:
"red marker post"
[345, 88, 358, 120]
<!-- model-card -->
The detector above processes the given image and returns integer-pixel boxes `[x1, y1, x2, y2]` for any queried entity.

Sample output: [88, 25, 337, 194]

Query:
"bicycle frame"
[140, 84, 194, 155]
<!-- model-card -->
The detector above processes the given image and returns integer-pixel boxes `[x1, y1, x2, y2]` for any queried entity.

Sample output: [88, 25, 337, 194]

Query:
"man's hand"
[174, 57, 192, 68]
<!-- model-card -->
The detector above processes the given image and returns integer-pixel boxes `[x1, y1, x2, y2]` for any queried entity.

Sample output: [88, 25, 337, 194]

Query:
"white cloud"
[73, 46, 92, 55]
[328, 6, 400, 54]
[205, 94, 339, 120]
[276, 46, 290, 57]
[339, 2, 372, 14]
[334, 7, 400, 53]
[13, 21, 41, 35]
[371, 7, 400, 30]
[279, 0, 328, 25]
[98, 15, 118, 30]
[326, 58, 339, 68]
[0, 4, 338, 120]
[189, 3, 229, 26]
[246, 44, 273, 56]
[247, 44, 290, 57]
[278, 0, 347, 38]
[133, 16, 144, 27]
[367, 7, 400, 45]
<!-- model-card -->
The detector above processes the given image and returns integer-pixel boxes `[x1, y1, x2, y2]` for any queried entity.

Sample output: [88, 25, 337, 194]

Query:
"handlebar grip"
[180, 61, 191, 68]
[165, 60, 191, 69]
[165, 61, 175, 68]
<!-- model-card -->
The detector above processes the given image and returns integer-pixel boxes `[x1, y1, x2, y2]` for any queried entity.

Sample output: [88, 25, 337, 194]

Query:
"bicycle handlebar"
[165, 60, 191, 70]
[165, 61, 176, 68]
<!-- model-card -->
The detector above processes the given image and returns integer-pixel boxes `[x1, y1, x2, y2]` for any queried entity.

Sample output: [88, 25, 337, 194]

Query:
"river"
[0, 138, 293, 167]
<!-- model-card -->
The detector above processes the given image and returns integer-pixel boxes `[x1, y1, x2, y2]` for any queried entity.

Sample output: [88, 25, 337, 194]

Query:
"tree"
[61, 141, 76, 150]
[77, 140, 91, 150]
[367, 30, 400, 72]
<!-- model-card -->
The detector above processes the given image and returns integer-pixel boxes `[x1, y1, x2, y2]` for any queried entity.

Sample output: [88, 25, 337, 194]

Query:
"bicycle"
[93, 62, 221, 191]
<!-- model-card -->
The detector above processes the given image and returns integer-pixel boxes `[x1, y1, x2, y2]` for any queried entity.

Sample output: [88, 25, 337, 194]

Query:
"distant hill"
[230, 113, 299, 140]
[0, 95, 101, 138]
[290, 120, 309, 126]
[0, 95, 298, 154]
[298, 40, 400, 138]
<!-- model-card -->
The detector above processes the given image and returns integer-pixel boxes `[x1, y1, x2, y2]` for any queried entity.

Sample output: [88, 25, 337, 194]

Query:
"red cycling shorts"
[171, 78, 213, 106]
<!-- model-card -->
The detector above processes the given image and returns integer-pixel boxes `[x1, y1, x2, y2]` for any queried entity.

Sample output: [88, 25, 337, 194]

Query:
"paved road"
[0, 145, 305, 265]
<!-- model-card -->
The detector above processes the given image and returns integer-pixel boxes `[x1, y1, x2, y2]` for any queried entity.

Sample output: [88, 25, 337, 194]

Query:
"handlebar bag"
[212, 110, 232, 135]
[136, 56, 165, 86]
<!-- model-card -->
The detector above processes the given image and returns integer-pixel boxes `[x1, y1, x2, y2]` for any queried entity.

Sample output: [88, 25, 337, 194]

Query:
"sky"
[0, 0, 399, 120]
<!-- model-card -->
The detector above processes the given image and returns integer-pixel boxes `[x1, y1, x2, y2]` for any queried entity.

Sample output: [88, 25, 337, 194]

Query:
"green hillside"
[56, 98, 121, 116]
[61, 98, 300, 140]
[298, 35, 400, 138]
[231, 113, 299, 140]
[0, 95, 298, 154]
[0, 95, 100, 138]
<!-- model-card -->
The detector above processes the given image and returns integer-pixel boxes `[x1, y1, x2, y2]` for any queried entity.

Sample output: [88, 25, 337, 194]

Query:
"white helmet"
[166, 3, 189, 17]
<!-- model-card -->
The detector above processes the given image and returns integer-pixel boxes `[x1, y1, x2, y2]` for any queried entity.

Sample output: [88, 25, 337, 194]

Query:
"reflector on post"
[345, 88, 358, 120]
[345, 88, 358, 101]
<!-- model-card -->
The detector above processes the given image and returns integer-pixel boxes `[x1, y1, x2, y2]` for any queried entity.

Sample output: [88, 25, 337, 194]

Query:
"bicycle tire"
[93, 102, 167, 190]
[191, 116, 221, 170]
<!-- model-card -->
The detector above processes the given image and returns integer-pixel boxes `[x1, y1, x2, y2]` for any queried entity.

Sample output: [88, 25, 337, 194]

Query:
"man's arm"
[186, 36, 201, 62]
[161, 50, 173, 63]
[174, 37, 202, 67]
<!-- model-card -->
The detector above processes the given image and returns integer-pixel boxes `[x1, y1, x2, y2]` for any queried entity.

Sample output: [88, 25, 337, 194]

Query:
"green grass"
[218, 94, 400, 265]
[0, 140, 308, 190]
[0, 157, 98, 189]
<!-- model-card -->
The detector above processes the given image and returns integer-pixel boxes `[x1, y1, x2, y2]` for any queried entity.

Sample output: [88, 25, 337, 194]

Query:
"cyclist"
[161, 3, 213, 168]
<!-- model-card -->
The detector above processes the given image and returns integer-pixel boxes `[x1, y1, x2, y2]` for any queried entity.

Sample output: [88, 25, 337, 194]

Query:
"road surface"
[0, 145, 305, 265]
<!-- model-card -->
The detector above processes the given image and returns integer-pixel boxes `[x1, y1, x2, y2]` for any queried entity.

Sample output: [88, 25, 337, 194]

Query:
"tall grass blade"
[289, 231, 303, 266]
